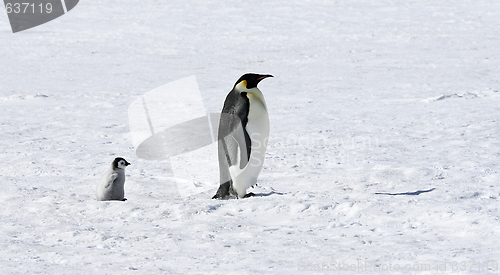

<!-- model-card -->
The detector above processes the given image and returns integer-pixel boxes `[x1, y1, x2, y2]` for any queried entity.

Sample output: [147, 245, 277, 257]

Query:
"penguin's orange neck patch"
[235, 80, 248, 93]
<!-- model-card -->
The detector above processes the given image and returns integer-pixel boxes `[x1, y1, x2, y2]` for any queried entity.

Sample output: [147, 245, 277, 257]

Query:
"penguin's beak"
[257, 74, 273, 81]
[126, 162, 131, 166]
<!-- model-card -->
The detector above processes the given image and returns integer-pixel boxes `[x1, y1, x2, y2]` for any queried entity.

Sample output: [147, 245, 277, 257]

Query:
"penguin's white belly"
[229, 93, 269, 198]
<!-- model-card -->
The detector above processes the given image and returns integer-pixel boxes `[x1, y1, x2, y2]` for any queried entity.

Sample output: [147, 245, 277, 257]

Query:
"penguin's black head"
[234, 73, 273, 90]
[112, 157, 131, 169]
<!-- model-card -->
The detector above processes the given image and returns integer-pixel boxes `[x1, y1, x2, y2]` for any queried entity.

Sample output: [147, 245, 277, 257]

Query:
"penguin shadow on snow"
[215, 188, 285, 199]
[374, 188, 436, 196]
[252, 190, 285, 197]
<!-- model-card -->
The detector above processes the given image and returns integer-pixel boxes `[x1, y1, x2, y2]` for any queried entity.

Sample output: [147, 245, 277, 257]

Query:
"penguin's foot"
[243, 192, 255, 198]
[122, 198, 127, 201]
[213, 181, 232, 199]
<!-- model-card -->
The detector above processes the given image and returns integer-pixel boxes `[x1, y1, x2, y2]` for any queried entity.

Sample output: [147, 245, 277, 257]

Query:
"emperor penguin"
[212, 73, 273, 199]
[96, 157, 131, 201]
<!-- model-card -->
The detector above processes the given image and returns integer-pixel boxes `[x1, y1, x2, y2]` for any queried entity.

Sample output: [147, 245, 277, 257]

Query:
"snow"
[1, 0, 500, 274]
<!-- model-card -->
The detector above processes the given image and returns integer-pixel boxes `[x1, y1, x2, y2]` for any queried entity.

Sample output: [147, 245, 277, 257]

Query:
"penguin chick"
[212, 73, 272, 199]
[96, 157, 131, 201]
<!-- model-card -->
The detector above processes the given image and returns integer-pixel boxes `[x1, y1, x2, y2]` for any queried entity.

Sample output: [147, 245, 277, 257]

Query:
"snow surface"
[1, 0, 500, 274]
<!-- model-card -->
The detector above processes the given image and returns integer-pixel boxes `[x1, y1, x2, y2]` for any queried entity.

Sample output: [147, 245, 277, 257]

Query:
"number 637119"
[5, 2, 53, 14]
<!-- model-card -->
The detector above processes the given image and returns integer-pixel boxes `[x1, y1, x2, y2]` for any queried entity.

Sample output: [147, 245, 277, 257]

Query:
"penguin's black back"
[220, 90, 249, 132]
[214, 89, 252, 199]
[219, 90, 251, 162]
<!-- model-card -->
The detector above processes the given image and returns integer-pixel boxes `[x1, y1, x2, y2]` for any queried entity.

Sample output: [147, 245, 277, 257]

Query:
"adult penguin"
[212, 73, 273, 199]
